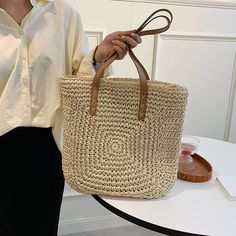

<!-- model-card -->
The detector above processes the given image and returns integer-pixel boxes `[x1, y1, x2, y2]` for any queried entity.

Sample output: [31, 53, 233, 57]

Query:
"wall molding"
[111, 0, 236, 9]
[152, 31, 236, 80]
[154, 31, 236, 141]
[85, 28, 104, 45]
[159, 32, 236, 42]
[58, 214, 131, 235]
[224, 52, 236, 142]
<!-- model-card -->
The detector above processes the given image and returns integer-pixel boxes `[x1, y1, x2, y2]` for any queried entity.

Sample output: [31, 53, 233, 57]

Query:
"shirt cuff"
[77, 47, 111, 78]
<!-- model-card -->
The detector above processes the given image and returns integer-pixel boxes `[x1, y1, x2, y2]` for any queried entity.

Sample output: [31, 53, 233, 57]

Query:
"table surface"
[93, 137, 236, 236]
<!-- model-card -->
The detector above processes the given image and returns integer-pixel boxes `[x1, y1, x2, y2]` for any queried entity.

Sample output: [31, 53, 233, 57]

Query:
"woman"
[0, 0, 141, 235]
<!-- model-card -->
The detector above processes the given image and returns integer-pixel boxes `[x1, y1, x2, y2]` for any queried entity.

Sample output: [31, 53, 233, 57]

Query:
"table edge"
[92, 195, 209, 236]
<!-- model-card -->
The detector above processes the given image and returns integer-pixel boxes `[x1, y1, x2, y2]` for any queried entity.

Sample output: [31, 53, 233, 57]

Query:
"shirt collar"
[30, 0, 54, 7]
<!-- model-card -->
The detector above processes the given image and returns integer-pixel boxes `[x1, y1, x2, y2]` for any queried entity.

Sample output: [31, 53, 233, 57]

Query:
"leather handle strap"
[135, 9, 173, 36]
[90, 9, 173, 121]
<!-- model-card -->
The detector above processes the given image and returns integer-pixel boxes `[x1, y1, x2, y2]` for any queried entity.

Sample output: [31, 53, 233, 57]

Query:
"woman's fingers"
[130, 32, 142, 44]
[112, 39, 127, 59]
[112, 32, 142, 59]
[94, 31, 142, 62]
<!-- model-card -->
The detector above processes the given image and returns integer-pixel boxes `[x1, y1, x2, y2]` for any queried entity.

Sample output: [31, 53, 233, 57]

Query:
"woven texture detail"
[61, 76, 188, 198]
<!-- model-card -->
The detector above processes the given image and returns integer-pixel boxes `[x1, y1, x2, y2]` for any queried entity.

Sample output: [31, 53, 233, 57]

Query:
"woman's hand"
[94, 31, 142, 64]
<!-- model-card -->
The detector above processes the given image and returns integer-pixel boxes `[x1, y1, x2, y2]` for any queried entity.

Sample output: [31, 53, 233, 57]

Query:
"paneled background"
[59, 0, 236, 235]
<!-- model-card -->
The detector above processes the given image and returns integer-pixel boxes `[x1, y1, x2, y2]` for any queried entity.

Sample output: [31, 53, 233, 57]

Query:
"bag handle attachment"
[90, 9, 173, 121]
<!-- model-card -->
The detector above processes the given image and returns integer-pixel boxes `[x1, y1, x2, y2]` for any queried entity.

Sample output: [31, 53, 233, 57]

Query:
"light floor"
[64, 225, 166, 236]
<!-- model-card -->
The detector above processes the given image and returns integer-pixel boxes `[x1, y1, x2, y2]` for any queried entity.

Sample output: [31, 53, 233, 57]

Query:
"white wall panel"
[59, 195, 130, 235]
[156, 35, 236, 139]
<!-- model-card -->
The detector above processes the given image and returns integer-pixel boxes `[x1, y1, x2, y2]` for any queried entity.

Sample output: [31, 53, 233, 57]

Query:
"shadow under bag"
[60, 9, 188, 198]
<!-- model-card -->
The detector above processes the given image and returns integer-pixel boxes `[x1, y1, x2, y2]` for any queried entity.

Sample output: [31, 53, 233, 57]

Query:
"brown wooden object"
[177, 153, 213, 182]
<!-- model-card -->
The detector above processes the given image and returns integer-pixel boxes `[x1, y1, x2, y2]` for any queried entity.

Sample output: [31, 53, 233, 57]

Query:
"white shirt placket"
[19, 29, 32, 125]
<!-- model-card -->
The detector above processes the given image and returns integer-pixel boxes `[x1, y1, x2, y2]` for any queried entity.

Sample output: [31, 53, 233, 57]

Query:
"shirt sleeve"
[53, 7, 111, 152]
[68, 10, 111, 78]
[76, 47, 111, 78]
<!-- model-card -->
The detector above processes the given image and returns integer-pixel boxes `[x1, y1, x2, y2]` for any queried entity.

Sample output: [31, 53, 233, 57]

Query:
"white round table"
[93, 137, 236, 236]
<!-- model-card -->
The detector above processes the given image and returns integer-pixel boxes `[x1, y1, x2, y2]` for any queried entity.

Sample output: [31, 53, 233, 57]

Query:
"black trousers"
[0, 127, 65, 236]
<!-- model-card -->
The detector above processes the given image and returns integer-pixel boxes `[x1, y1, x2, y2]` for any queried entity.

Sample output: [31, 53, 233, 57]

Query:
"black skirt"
[0, 127, 65, 236]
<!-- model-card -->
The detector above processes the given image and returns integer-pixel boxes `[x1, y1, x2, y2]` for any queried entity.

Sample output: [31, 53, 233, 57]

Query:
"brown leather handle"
[90, 9, 173, 121]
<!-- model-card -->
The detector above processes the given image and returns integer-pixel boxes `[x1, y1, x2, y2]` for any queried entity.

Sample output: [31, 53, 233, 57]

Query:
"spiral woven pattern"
[61, 76, 188, 198]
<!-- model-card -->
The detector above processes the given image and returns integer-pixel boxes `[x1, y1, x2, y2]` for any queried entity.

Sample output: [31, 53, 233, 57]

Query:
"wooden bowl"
[177, 153, 213, 182]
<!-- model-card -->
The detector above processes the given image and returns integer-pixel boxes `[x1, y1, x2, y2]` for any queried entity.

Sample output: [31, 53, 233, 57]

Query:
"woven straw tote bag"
[61, 9, 188, 199]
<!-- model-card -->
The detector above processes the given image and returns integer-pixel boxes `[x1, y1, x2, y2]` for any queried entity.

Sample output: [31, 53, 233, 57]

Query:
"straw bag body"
[61, 10, 188, 198]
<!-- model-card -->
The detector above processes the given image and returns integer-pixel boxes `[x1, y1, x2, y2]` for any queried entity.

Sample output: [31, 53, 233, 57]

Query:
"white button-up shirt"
[0, 0, 97, 150]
